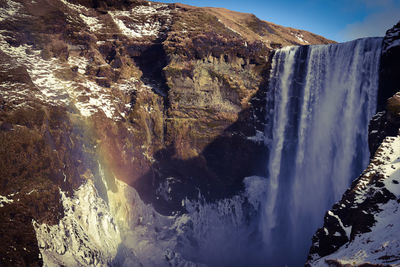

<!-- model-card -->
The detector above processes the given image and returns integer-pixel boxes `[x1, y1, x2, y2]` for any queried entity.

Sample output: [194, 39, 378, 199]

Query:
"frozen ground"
[310, 136, 400, 266]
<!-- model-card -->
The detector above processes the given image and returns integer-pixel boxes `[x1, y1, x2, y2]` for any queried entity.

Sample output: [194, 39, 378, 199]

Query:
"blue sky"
[156, 0, 400, 42]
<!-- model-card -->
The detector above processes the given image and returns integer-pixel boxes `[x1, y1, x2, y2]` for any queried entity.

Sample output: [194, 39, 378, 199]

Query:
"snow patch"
[60, 0, 88, 12]
[79, 14, 102, 32]
[68, 56, 88, 75]
[26, 189, 37, 195]
[0, 195, 14, 207]
[328, 210, 351, 239]
[0, 0, 22, 22]
[0, 34, 120, 119]
[75, 79, 117, 119]
[117, 77, 139, 94]
[291, 32, 310, 44]
[100, 170, 204, 266]
[109, 4, 170, 39]
[110, 13, 160, 38]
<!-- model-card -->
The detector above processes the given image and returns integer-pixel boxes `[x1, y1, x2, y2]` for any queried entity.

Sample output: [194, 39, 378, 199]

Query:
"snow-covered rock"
[307, 136, 400, 266]
[32, 161, 267, 266]
[33, 180, 121, 266]
[382, 21, 400, 54]
[0, 194, 14, 207]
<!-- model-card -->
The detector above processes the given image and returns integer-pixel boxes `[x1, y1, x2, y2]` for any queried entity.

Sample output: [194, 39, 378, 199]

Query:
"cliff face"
[376, 21, 400, 112]
[0, 0, 333, 265]
[307, 136, 400, 266]
[369, 21, 400, 156]
[307, 21, 400, 267]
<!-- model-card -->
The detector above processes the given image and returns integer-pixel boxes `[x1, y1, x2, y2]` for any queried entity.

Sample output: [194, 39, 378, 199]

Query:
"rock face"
[369, 21, 400, 156]
[377, 21, 400, 112]
[307, 21, 400, 266]
[0, 0, 333, 265]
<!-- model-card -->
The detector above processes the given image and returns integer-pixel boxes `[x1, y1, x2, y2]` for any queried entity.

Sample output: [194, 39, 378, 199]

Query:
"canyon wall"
[0, 0, 332, 265]
[4, 1, 398, 266]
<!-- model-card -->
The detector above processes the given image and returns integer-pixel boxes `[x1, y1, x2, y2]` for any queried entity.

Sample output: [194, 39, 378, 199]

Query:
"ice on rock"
[33, 180, 121, 267]
[63, 162, 269, 267]
[60, 0, 89, 12]
[79, 14, 103, 32]
[0, 194, 14, 208]
[0, 33, 123, 120]
[109, 4, 170, 39]
[0, 0, 22, 22]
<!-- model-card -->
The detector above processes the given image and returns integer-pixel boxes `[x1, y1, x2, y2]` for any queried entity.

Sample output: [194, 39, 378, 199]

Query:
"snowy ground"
[310, 136, 400, 266]
[109, 3, 171, 39]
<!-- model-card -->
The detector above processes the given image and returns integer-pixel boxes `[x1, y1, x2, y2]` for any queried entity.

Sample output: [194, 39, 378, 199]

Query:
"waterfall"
[263, 37, 382, 265]
[43, 38, 383, 267]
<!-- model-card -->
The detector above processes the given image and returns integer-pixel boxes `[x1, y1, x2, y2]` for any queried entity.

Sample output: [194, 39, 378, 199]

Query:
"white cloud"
[341, 0, 400, 40]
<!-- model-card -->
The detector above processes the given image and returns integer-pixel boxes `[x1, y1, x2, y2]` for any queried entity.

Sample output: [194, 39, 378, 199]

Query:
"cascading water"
[263, 37, 382, 265]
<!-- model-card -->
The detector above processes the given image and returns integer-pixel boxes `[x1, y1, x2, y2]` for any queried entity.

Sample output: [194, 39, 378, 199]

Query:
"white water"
[263, 37, 382, 265]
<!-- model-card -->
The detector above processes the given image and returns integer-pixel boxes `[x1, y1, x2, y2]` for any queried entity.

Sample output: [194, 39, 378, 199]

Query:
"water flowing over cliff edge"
[307, 21, 400, 267]
[0, 0, 399, 266]
[263, 37, 382, 266]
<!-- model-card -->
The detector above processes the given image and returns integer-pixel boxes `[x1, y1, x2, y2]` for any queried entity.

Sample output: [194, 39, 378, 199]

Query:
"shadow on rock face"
[133, 72, 270, 215]
[130, 42, 170, 98]
[377, 21, 400, 112]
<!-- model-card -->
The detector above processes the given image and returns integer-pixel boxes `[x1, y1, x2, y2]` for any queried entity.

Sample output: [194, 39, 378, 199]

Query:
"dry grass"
[172, 3, 334, 47]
